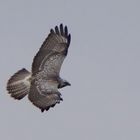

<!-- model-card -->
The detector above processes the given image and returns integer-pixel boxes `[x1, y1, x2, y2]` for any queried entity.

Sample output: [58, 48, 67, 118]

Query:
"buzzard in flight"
[7, 24, 71, 112]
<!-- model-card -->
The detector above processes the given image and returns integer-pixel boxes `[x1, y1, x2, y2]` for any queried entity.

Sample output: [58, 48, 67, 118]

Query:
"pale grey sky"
[0, 0, 140, 140]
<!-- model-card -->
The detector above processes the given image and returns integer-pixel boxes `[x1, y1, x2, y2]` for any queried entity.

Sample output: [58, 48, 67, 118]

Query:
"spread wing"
[28, 78, 63, 112]
[28, 24, 71, 112]
[31, 24, 71, 78]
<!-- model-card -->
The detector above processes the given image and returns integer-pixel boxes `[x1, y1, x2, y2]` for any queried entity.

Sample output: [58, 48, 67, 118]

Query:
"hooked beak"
[66, 82, 71, 86]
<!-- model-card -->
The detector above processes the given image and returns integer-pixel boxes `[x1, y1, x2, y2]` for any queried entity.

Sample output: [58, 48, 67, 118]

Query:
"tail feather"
[7, 68, 31, 100]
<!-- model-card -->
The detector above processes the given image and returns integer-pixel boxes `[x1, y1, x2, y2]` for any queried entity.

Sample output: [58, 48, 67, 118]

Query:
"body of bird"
[7, 24, 71, 112]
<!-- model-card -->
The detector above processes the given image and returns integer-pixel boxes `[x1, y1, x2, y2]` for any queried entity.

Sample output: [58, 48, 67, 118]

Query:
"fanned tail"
[7, 68, 31, 100]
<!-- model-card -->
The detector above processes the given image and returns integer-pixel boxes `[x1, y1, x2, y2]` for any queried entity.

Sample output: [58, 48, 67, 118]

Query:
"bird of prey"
[7, 24, 71, 112]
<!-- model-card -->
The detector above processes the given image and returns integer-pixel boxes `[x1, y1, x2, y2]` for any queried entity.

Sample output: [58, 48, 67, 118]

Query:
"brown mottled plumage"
[7, 24, 71, 112]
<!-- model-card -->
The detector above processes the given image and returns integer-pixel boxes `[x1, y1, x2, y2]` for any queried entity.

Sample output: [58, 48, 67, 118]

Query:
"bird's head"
[58, 79, 71, 89]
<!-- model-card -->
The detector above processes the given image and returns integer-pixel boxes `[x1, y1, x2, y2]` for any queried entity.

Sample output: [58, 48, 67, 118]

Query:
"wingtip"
[68, 34, 71, 46]
[60, 23, 63, 28]
[41, 108, 45, 112]
[64, 26, 68, 36]
[50, 23, 71, 46]
[60, 24, 64, 35]
[50, 29, 54, 33]
[55, 25, 60, 35]
[41, 106, 50, 112]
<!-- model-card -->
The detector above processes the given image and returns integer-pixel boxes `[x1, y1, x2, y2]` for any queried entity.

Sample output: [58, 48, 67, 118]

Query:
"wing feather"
[28, 79, 62, 112]
[31, 24, 71, 78]
[29, 24, 71, 112]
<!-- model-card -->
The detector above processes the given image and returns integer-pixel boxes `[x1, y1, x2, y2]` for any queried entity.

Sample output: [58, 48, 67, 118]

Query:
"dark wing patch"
[31, 24, 71, 77]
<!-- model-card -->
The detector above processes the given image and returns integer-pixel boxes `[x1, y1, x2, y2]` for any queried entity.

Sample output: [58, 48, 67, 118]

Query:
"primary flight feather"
[7, 24, 71, 112]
